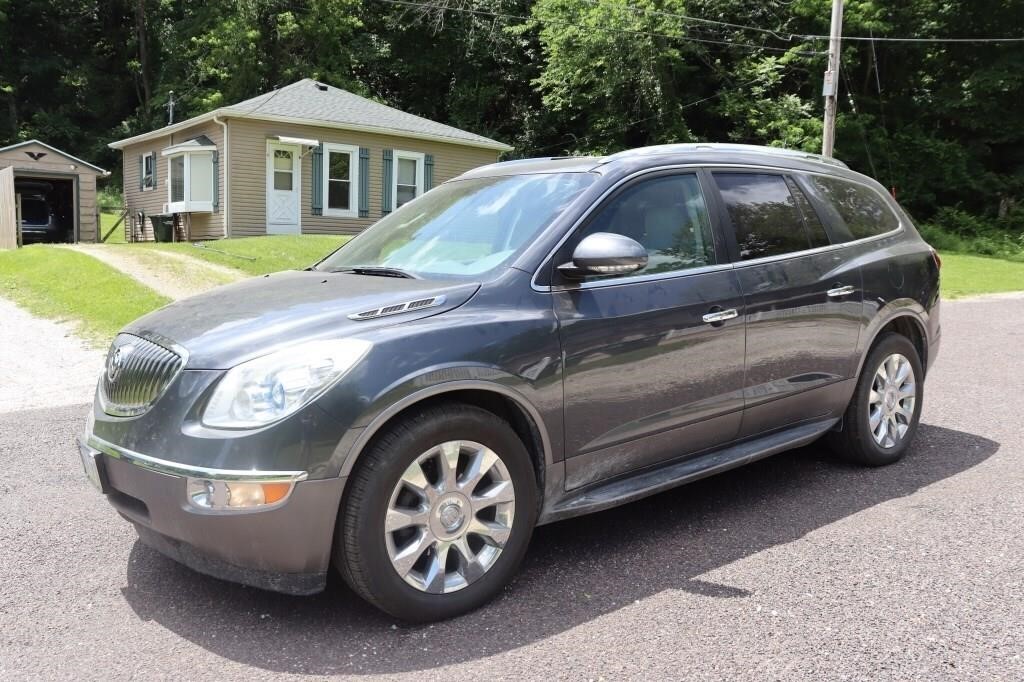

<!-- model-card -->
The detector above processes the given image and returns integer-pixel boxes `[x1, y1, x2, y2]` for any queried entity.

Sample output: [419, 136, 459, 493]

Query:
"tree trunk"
[135, 0, 152, 122]
[7, 88, 16, 137]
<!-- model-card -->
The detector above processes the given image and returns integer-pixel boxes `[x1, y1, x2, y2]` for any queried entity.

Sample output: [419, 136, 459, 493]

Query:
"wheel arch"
[337, 380, 552, 493]
[857, 308, 929, 378]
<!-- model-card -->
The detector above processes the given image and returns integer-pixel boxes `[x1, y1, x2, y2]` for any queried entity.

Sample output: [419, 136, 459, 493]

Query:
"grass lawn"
[98, 211, 127, 244]
[0, 245, 169, 346]
[939, 252, 1024, 299]
[138, 235, 349, 276]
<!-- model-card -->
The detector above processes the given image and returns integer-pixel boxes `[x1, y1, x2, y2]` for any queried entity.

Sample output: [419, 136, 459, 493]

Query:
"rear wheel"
[336, 403, 538, 621]
[829, 332, 924, 466]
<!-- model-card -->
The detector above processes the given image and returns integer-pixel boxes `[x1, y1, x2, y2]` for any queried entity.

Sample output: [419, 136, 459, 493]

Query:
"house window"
[166, 151, 214, 213]
[142, 152, 155, 191]
[394, 150, 425, 208]
[323, 143, 359, 217]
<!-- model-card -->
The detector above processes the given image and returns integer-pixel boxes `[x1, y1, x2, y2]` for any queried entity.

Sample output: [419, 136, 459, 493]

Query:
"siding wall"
[0, 141, 102, 243]
[79, 174, 97, 242]
[227, 119, 499, 237]
[121, 121, 225, 240]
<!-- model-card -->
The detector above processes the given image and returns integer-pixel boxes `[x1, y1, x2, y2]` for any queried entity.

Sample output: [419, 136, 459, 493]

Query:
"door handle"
[702, 308, 739, 324]
[826, 285, 855, 298]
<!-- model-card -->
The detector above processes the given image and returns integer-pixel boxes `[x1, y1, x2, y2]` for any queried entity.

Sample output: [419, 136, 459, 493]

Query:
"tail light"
[930, 248, 942, 270]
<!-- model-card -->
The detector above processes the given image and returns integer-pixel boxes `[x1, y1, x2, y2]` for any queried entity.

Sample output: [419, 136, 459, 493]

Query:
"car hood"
[123, 270, 481, 369]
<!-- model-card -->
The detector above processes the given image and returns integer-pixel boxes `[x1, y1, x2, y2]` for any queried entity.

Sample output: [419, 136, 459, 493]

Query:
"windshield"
[316, 172, 595, 279]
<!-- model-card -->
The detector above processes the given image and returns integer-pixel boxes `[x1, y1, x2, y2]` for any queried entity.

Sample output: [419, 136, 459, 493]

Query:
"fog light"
[187, 477, 296, 511]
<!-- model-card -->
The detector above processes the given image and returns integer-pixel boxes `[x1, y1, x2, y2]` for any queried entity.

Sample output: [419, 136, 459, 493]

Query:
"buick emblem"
[106, 344, 133, 383]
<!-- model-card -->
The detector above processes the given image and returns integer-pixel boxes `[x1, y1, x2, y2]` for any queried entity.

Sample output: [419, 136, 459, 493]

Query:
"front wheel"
[336, 403, 538, 621]
[829, 332, 924, 466]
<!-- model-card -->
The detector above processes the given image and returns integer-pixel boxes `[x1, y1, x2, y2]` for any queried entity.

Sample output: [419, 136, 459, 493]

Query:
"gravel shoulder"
[61, 244, 243, 300]
[0, 297, 104, 413]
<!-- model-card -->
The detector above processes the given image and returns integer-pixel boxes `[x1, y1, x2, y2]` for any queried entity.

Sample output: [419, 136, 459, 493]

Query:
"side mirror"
[558, 232, 648, 279]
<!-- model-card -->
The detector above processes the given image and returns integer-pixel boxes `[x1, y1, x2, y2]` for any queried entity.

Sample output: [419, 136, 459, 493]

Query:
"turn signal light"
[186, 478, 296, 511]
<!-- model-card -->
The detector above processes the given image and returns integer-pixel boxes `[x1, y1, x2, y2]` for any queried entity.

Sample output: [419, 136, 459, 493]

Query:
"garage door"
[0, 166, 16, 249]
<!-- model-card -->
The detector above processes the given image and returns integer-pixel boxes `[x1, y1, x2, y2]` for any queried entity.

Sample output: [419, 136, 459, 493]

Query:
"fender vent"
[349, 295, 446, 321]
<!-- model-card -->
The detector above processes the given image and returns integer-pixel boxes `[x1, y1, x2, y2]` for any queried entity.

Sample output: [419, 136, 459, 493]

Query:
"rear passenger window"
[713, 173, 809, 260]
[809, 175, 899, 239]
[578, 173, 716, 277]
[786, 177, 830, 248]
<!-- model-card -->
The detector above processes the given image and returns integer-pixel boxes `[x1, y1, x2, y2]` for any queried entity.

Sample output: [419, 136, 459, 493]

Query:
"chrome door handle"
[702, 308, 739, 324]
[826, 285, 855, 298]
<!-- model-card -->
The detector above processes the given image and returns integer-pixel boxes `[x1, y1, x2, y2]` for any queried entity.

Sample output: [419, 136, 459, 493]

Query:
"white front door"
[267, 142, 300, 234]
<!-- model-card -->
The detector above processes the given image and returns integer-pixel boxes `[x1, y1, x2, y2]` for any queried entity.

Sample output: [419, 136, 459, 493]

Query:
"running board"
[542, 418, 837, 524]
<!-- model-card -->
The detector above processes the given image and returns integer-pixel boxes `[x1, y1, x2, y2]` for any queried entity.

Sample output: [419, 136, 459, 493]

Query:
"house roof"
[0, 139, 108, 174]
[109, 79, 513, 152]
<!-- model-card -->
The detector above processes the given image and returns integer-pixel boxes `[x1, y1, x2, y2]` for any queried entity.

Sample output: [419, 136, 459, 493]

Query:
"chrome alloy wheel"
[868, 353, 917, 449]
[385, 441, 516, 594]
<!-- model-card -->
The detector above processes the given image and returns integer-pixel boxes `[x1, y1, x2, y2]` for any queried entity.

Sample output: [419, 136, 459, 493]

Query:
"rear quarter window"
[809, 175, 899, 240]
[713, 172, 810, 260]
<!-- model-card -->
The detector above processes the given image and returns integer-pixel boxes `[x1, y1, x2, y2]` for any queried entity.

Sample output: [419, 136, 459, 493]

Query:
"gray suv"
[79, 144, 940, 621]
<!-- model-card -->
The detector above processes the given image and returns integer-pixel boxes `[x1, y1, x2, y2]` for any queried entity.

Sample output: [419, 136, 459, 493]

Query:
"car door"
[709, 170, 863, 438]
[551, 170, 747, 490]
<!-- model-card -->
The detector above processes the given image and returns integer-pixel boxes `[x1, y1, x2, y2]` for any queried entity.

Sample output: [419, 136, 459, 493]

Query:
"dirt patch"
[62, 244, 243, 300]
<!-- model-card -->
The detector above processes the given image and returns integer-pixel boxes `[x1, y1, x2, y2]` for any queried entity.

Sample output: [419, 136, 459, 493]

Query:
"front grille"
[100, 334, 184, 417]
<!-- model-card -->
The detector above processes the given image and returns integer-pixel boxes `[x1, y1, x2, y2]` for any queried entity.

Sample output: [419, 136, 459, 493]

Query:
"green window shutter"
[311, 143, 324, 216]
[382, 149, 394, 215]
[424, 154, 434, 191]
[138, 155, 143, 191]
[212, 150, 219, 213]
[358, 147, 370, 218]
[151, 152, 157, 188]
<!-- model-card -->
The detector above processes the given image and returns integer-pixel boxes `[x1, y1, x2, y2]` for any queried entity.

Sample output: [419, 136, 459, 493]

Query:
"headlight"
[202, 339, 371, 429]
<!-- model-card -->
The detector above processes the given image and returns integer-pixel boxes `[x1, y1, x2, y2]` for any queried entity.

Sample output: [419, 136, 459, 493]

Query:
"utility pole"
[166, 91, 176, 125]
[821, 0, 844, 157]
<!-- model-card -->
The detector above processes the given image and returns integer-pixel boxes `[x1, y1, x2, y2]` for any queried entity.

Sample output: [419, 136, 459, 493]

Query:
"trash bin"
[151, 214, 174, 243]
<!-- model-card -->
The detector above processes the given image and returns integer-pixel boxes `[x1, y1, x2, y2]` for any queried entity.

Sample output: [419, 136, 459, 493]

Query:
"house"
[107, 79, 513, 241]
[0, 140, 108, 248]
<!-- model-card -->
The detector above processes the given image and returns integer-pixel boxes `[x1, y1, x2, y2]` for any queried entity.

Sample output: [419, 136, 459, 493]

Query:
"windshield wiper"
[332, 266, 419, 279]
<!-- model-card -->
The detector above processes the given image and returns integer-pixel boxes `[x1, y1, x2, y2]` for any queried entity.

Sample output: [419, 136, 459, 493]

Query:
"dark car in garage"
[16, 181, 61, 243]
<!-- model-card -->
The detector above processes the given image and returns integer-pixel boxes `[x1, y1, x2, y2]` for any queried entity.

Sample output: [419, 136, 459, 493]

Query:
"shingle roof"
[226, 79, 509, 150]
[109, 79, 512, 152]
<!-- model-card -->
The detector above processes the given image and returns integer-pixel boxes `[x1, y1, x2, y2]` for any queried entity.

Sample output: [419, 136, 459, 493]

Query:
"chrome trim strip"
[84, 434, 308, 482]
[530, 162, 904, 292]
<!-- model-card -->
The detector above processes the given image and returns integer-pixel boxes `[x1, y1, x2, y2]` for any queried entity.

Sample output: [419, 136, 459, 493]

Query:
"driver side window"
[577, 173, 716, 278]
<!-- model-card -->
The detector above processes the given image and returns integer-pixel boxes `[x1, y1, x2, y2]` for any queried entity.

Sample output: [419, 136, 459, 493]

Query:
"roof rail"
[606, 143, 849, 169]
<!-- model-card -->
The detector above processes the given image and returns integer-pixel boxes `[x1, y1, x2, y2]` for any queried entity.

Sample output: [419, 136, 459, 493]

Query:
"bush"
[97, 185, 123, 212]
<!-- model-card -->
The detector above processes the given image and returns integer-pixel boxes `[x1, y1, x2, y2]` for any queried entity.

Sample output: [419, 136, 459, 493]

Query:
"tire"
[335, 403, 538, 622]
[829, 332, 924, 466]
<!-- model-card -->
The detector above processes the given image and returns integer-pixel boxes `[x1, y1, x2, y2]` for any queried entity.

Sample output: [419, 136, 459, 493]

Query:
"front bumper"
[79, 435, 345, 595]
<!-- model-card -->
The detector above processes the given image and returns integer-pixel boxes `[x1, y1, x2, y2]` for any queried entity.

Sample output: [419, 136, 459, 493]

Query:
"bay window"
[162, 136, 217, 213]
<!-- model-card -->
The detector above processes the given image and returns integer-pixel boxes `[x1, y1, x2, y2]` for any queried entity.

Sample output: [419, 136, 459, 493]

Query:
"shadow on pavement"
[120, 423, 997, 675]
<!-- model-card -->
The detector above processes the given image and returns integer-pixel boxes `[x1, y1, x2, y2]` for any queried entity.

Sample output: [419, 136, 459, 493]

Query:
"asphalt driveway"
[2, 295, 1022, 680]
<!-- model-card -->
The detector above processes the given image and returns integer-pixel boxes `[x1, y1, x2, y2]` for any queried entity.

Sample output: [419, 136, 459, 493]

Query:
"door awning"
[275, 135, 320, 147]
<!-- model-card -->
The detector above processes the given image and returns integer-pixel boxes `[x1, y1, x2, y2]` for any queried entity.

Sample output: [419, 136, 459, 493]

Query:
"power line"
[521, 76, 765, 156]
[802, 34, 1024, 43]
[371, 0, 825, 55]
[573, 0, 798, 41]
